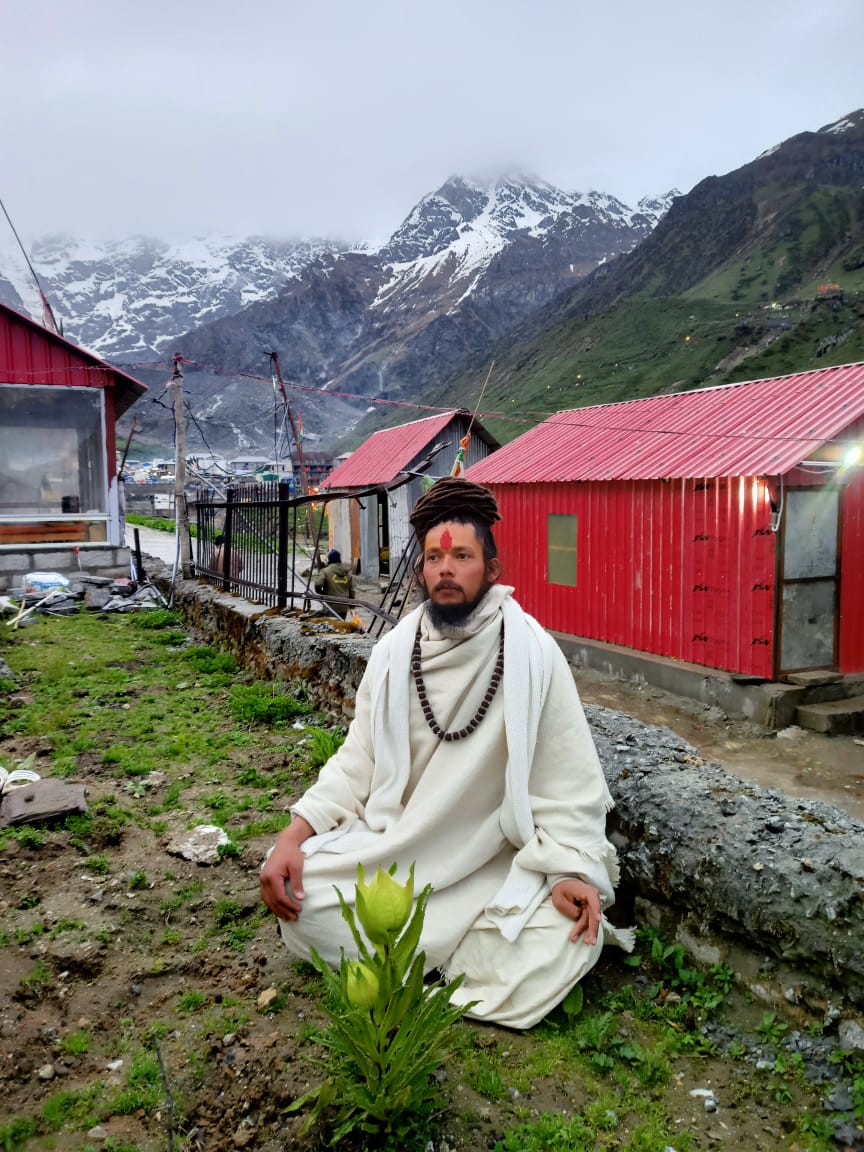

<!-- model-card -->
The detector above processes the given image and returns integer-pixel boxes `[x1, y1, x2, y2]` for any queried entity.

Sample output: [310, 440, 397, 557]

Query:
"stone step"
[795, 693, 864, 735]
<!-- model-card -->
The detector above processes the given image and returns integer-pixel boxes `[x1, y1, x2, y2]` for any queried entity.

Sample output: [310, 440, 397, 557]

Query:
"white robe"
[277, 584, 632, 1028]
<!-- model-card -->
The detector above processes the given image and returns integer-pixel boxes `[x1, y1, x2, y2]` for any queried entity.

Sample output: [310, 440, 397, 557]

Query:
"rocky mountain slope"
[428, 110, 864, 445]
[0, 234, 344, 361]
[0, 176, 674, 453]
[140, 176, 674, 451]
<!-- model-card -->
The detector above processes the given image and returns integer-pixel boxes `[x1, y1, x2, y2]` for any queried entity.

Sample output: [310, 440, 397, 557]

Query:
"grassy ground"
[1, 609, 862, 1151]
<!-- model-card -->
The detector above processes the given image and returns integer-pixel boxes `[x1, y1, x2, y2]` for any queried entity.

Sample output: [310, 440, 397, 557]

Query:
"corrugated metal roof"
[323, 411, 465, 486]
[466, 362, 864, 483]
[0, 302, 147, 417]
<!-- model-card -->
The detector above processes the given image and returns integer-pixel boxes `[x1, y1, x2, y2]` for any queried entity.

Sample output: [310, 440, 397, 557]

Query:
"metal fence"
[191, 479, 418, 635]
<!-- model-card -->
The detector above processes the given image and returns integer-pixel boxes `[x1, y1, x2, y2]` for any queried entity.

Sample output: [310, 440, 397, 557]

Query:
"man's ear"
[487, 557, 502, 584]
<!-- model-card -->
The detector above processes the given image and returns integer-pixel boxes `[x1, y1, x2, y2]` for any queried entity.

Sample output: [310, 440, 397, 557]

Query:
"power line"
[8, 349, 859, 451]
[163, 355, 864, 451]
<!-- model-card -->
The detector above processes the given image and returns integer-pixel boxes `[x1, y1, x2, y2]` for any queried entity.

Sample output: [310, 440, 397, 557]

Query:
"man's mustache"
[433, 581, 462, 593]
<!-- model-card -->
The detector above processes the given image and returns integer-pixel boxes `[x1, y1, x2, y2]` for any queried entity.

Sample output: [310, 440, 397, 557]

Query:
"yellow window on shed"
[547, 514, 577, 586]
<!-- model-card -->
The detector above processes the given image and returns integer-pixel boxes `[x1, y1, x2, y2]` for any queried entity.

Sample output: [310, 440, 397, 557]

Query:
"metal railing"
[191, 478, 417, 633]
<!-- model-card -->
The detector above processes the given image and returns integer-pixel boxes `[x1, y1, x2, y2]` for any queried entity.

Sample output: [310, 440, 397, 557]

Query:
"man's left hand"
[551, 878, 601, 946]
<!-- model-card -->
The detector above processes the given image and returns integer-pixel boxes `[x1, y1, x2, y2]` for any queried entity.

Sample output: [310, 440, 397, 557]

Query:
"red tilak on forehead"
[438, 528, 453, 550]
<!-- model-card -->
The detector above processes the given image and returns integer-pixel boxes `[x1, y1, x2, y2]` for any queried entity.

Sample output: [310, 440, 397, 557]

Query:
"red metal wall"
[0, 308, 118, 482]
[0, 310, 106, 389]
[491, 478, 778, 677]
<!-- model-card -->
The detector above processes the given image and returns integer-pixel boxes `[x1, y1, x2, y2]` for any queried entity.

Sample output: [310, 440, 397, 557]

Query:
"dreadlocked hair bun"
[409, 477, 500, 541]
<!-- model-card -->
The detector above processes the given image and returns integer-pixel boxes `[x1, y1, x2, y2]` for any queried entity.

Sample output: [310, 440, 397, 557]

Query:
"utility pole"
[268, 352, 316, 548]
[172, 354, 193, 578]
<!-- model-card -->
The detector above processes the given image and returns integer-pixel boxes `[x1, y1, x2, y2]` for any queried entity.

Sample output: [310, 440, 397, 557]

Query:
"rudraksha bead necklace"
[411, 621, 504, 741]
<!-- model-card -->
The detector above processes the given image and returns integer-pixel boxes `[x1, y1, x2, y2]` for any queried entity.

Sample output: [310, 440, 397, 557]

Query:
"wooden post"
[172, 355, 193, 579]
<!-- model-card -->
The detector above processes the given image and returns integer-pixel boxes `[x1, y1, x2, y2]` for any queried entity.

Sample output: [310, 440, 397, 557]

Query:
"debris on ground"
[2, 577, 167, 627]
[0, 779, 89, 827]
[23, 571, 71, 596]
[165, 824, 230, 864]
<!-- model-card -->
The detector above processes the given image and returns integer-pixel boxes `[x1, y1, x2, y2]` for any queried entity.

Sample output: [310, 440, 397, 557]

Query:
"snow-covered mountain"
[0, 233, 346, 360]
[370, 175, 674, 323]
[0, 174, 676, 449]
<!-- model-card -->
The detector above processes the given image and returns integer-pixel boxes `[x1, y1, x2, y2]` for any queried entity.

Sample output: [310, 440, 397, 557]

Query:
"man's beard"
[425, 583, 491, 633]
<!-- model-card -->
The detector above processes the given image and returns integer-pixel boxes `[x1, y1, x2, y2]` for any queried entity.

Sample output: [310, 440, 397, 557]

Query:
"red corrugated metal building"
[323, 410, 499, 579]
[0, 302, 146, 555]
[466, 362, 864, 679]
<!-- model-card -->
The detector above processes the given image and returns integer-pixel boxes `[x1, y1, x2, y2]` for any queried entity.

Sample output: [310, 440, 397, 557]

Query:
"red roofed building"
[466, 362, 864, 682]
[323, 410, 499, 578]
[0, 302, 147, 589]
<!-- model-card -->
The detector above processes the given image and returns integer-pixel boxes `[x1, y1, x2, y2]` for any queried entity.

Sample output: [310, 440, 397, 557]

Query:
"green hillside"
[432, 182, 864, 447]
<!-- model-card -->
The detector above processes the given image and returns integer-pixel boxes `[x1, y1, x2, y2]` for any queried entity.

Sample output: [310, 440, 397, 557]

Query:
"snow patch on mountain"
[370, 176, 678, 314]
[0, 232, 346, 360]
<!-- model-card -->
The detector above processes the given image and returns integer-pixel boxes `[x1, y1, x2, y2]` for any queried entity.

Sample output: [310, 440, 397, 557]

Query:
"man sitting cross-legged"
[260, 477, 632, 1029]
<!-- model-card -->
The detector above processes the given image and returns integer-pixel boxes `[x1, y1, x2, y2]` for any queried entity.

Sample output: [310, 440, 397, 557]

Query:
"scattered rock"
[165, 824, 229, 864]
[838, 1018, 864, 1051]
[37, 1064, 55, 1080]
[87, 1126, 109, 1141]
[776, 726, 806, 741]
[257, 987, 279, 1011]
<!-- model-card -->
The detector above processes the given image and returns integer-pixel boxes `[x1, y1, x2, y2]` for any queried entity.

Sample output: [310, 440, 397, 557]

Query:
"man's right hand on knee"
[260, 816, 314, 921]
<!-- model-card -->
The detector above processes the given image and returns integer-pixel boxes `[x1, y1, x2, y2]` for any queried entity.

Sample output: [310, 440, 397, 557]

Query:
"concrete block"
[0, 554, 32, 573]
[796, 694, 864, 735]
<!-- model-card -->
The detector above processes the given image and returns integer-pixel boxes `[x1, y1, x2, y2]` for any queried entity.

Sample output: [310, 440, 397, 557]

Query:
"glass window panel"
[548, 513, 577, 586]
[0, 385, 106, 517]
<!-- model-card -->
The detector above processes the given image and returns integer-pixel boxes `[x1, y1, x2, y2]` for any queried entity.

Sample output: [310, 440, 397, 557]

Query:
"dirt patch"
[2, 613, 863, 1151]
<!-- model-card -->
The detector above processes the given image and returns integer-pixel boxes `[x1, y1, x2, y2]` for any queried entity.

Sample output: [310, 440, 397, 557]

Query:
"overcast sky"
[1, 0, 862, 247]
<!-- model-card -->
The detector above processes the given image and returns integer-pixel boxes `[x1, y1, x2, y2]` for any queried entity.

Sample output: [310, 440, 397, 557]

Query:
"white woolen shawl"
[302, 585, 620, 943]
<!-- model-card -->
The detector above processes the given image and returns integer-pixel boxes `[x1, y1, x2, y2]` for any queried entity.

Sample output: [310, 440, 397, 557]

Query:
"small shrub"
[0, 1115, 39, 1150]
[18, 960, 51, 1001]
[133, 608, 184, 630]
[494, 1112, 595, 1151]
[177, 991, 208, 1013]
[290, 863, 470, 1148]
[110, 1049, 162, 1114]
[757, 1011, 789, 1045]
[61, 1030, 91, 1056]
[185, 646, 238, 676]
[229, 682, 311, 726]
[303, 725, 346, 768]
[42, 1084, 101, 1132]
[213, 897, 244, 926]
[11, 825, 46, 849]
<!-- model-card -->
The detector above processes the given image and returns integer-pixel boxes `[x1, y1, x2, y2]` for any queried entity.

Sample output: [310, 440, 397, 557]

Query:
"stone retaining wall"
[164, 568, 864, 1023]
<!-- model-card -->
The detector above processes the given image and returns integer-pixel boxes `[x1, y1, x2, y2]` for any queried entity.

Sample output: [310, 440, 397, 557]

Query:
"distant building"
[0, 301, 146, 587]
[322, 410, 499, 579]
[290, 449, 333, 489]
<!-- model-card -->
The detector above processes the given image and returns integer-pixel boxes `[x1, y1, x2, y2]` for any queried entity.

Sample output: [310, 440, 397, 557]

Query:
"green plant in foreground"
[0, 1115, 38, 1151]
[304, 724, 346, 768]
[290, 863, 470, 1148]
[757, 1011, 789, 1045]
[60, 1029, 91, 1056]
[229, 681, 311, 725]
